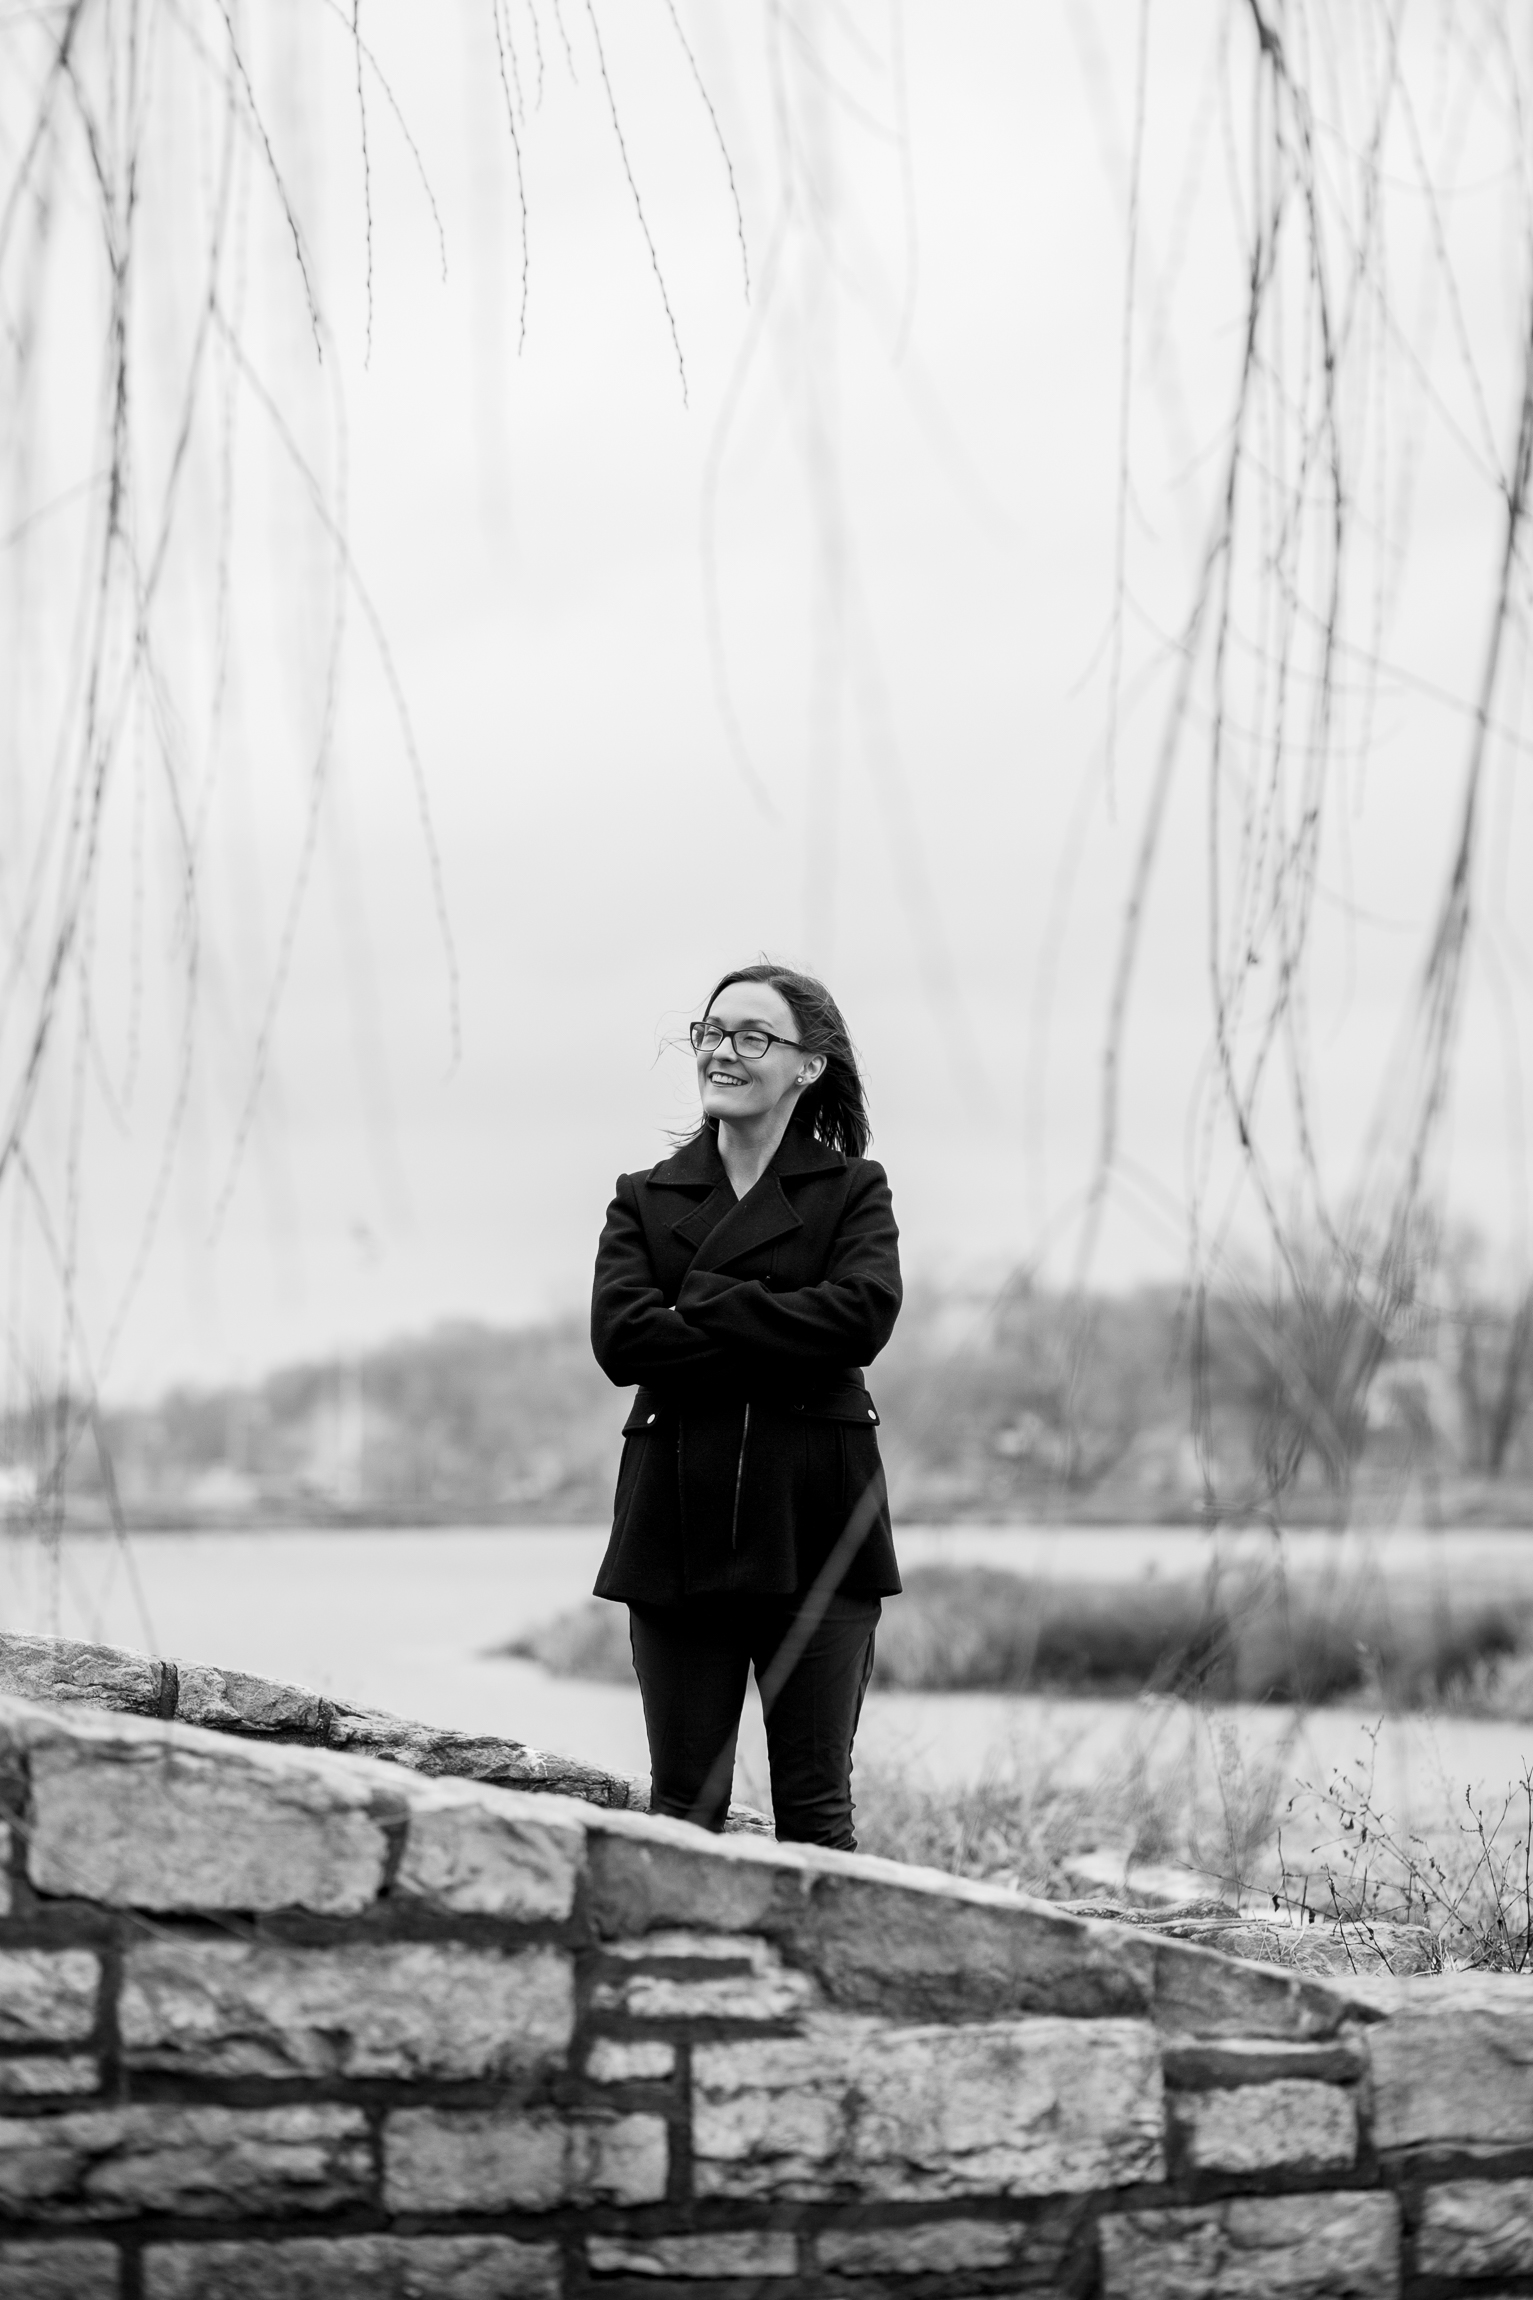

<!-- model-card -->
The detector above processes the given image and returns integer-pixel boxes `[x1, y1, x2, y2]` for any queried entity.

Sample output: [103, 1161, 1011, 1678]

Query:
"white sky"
[7, 1, 1532, 1399]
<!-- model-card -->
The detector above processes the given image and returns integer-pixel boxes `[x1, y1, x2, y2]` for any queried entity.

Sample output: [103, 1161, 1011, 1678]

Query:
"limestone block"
[1099, 2192, 1400, 2299]
[325, 1706, 632, 1804]
[587, 2231, 796, 2279]
[1149, 1936, 1362, 2039]
[120, 1938, 572, 2081]
[586, 1809, 811, 1939]
[817, 2220, 1024, 2273]
[592, 1932, 817, 2022]
[0, 1949, 100, 2044]
[1417, 2175, 1533, 2280]
[0, 1820, 12, 1914]
[586, 2037, 676, 2083]
[1174, 2079, 1357, 2173]
[0, 2239, 121, 2298]
[20, 1709, 391, 1913]
[692, 2011, 1164, 2201]
[1369, 1979, 1533, 2150]
[0, 1633, 162, 1717]
[0, 2103, 371, 2221]
[384, 2108, 667, 2214]
[143, 2236, 560, 2299]
[393, 1776, 583, 1919]
[173, 1665, 326, 1739]
[1162, 2035, 1367, 2087]
[0, 2057, 99, 2098]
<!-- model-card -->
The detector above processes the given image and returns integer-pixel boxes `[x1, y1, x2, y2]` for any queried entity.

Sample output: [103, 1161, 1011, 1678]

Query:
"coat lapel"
[645, 1121, 842, 1271]
[687, 1173, 803, 1273]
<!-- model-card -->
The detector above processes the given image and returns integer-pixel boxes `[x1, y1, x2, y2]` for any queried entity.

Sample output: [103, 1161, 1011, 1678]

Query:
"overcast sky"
[8, 1, 1531, 1399]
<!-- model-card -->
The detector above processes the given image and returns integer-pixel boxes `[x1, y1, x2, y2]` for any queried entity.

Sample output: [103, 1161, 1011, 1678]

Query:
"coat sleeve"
[673, 1160, 902, 1374]
[591, 1172, 728, 1388]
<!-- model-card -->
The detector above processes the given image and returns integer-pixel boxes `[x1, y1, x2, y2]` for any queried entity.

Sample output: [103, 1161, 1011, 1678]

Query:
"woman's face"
[695, 980, 824, 1129]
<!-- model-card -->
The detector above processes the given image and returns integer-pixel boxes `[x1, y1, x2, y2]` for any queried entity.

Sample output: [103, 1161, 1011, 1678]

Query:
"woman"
[590, 962, 902, 1849]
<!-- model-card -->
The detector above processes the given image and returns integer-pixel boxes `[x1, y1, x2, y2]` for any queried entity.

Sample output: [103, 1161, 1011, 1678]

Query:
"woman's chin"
[701, 1089, 760, 1125]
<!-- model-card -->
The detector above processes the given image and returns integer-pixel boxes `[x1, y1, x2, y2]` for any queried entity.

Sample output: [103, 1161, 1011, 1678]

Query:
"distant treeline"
[9, 1270, 1533, 1528]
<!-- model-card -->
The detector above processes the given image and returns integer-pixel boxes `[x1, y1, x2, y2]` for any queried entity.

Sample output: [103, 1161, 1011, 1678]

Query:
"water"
[6, 1521, 1533, 1832]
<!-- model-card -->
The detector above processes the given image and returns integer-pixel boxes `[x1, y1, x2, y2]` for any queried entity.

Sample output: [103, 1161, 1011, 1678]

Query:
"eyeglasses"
[690, 1019, 802, 1061]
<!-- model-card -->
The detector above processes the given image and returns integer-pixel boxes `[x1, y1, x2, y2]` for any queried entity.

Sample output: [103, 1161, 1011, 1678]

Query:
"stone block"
[143, 2236, 560, 2299]
[173, 1664, 326, 1739]
[799, 1867, 1157, 2022]
[592, 1933, 817, 2022]
[384, 2108, 666, 2214]
[120, 1938, 572, 2081]
[325, 1706, 632, 1803]
[586, 2038, 676, 2083]
[817, 2220, 1022, 2274]
[0, 1634, 162, 1717]
[1173, 2079, 1356, 2173]
[1100, 2192, 1400, 2299]
[1162, 2035, 1368, 2088]
[0, 1820, 12, 1915]
[693, 2011, 1163, 2200]
[393, 1776, 583, 1919]
[0, 1949, 100, 2044]
[1369, 1978, 1533, 2151]
[587, 2231, 797, 2278]
[0, 2057, 99, 2098]
[1149, 1938, 1361, 2040]
[1417, 2175, 1533, 2280]
[18, 1706, 391, 1913]
[586, 1810, 811, 1939]
[0, 2103, 370, 2221]
[0, 2239, 121, 2298]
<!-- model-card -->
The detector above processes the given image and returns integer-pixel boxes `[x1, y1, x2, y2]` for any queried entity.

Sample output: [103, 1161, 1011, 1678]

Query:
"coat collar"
[648, 1124, 847, 1272]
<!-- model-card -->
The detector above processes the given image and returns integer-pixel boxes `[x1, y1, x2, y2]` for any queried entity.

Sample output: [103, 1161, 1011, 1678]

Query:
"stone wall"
[0, 1662, 1530, 2294]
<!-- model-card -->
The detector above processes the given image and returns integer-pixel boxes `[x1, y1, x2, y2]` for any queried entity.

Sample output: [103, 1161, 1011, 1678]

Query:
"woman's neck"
[716, 1107, 796, 1199]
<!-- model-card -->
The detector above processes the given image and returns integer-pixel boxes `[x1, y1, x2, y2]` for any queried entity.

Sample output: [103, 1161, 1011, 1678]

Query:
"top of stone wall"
[0, 1687, 1383, 2042]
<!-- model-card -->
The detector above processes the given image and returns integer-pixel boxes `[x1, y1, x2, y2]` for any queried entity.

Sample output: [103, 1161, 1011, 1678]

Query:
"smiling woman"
[589, 962, 903, 1849]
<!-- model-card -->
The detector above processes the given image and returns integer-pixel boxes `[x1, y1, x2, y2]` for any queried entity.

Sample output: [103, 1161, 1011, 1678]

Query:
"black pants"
[628, 1593, 881, 1850]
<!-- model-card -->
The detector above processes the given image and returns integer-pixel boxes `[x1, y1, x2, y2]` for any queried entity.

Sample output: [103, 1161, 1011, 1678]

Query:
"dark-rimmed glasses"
[690, 1019, 801, 1061]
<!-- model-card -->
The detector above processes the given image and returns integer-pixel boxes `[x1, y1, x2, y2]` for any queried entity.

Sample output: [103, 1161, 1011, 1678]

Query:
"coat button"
[867, 1408, 876, 1420]
[646, 1413, 656, 1425]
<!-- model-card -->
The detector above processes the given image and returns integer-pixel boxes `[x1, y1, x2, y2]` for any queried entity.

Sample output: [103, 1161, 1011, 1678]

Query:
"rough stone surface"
[1369, 1979, 1533, 2151]
[593, 1932, 818, 2022]
[143, 2236, 560, 2299]
[1416, 2175, 1533, 2279]
[1162, 1916, 1438, 1978]
[692, 2012, 1164, 2200]
[1174, 2079, 1357, 2173]
[1162, 2035, 1368, 2088]
[1148, 1938, 1364, 2041]
[0, 1633, 161, 1717]
[1100, 2192, 1401, 2299]
[587, 2231, 798, 2279]
[120, 1938, 572, 2081]
[0, 2239, 121, 2298]
[586, 1811, 811, 1939]
[0, 1820, 13, 1915]
[325, 1706, 635, 1805]
[0, 2103, 370, 2221]
[816, 2219, 1025, 2273]
[173, 1664, 326, 1739]
[586, 2037, 676, 2084]
[0, 2058, 99, 2099]
[0, 1950, 100, 2045]
[393, 1777, 582, 1919]
[17, 1707, 391, 1913]
[384, 2108, 667, 2214]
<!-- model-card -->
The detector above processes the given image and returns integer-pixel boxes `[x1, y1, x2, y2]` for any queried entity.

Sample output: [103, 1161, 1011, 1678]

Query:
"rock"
[383, 2109, 667, 2214]
[586, 1809, 811, 1939]
[1417, 2175, 1533, 2279]
[142, 2237, 561, 2299]
[0, 1634, 163, 1717]
[1173, 2079, 1357, 2173]
[323, 1707, 633, 1805]
[120, 1940, 573, 2082]
[591, 1933, 818, 2022]
[0, 2104, 371, 2221]
[16, 1706, 391, 1915]
[1369, 1977, 1533, 2151]
[691, 2011, 1164, 2201]
[1099, 2191, 1400, 2298]
[0, 2239, 121, 2299]
[585, 2038, 676, 2083]
[0, 1950, 100, 2045]
[586, 2232, 797, 2279]
[1162, 2036, 1368, 2088]
[173, 1665, 326, 1739]
[816, 2219, 1024, 2273]
[393, 1777, 583, 1919]
[0, 2058, 99, 2099]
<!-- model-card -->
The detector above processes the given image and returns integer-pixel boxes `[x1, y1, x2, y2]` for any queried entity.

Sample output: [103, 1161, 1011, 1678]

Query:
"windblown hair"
[700, 962, 871, 1159]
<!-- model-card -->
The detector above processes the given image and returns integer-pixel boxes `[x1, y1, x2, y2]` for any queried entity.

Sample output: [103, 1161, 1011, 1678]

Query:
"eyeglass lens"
[692, 1022, 772, 1057]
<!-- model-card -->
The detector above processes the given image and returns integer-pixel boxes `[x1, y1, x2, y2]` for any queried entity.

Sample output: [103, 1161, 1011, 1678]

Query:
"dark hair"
[700, 961, 871, 1158]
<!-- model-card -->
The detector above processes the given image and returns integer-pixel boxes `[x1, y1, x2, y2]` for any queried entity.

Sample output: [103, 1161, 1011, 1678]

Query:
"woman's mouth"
[708, 1071, 748, 1089]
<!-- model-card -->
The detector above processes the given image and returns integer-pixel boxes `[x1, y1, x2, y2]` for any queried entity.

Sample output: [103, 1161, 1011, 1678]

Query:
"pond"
[6, 1521, 1533, 1837]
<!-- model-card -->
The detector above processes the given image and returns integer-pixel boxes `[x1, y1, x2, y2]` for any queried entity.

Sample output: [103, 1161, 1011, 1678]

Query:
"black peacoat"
[590, 1120, 903, 1604]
